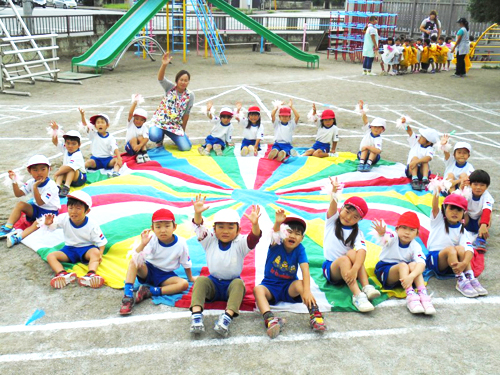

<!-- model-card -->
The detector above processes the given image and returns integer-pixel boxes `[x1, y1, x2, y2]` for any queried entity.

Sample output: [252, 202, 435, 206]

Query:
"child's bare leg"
[456, 246, 472, 272]
[312, 149, 329, 158]
[420, 162, 429, 180]
[85, 159, 97, 169]
[84, 247, 102, 273]
[408, 156, 420, 177]
[47, 251, 71, 274]
[303, 149, 315, 156]
[20, 221, 39, 239]
[55, 173, 64, 186]
[408, 263, 425, 288]
[439, 246, 459, 273]
[268, 148, 279, 160]
[205, 144, 213, 153]
[330, 256, 362, 295]
[64, 170, 76, 187]
[7, 202, 33, 226]
[159, 276, 189, 295]
[254, 285, 273, 314]
[108, 159, 121, 172]
[386, 262, 409, 286]
[125, 261, 146, 284]
[359, 150, 368, 163]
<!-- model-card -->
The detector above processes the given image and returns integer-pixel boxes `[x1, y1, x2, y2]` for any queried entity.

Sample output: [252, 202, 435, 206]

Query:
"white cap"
[213, 209, 240, 224]
[27, 154, 51, 167]
[133, 108, 147, 120]
[219, 107, 233, 116]
[453, 141, 472, 153]
[67, 190, 92, 209]
[62, 130, 82, 141]
[419, 128, 439, 144]
[89, 114, 110, 125]
[370, 117, 386, 129]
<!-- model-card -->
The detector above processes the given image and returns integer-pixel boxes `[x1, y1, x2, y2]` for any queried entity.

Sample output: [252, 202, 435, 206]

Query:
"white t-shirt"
[444, 157, 474, 179]
[378, 231, 426, 264]
[273, 119, 297, 144]
[209, 118, 233, 144]
[238, 118, 264, 141]
[54, 214, 107, 248]
[323, 212, 367, 261]
[359, 127, 382, 152]
[126, 119, 149, 142]
[313, 119, 339, 144]
[88, 131, 118, 159]
[427, 210, 473, 253]
[406, 133, 435, 165]
[58, 142, 86, 174]
[143, 234, 192, 273]
[467, 191, 494, 220]
[20, 178, 61, 211]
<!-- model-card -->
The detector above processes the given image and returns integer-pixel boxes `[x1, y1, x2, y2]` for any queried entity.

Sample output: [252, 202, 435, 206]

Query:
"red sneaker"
[78, 273, 105, 288]
[119, 297, 135, 315]
[135, 285, 153, 304]
[50, 272, 77, 289]
[310, 310, 327, 331]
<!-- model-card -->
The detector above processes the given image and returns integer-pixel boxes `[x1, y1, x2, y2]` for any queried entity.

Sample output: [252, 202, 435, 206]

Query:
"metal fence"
[0, 15, 94, 36]
[383, 0, 491, 38]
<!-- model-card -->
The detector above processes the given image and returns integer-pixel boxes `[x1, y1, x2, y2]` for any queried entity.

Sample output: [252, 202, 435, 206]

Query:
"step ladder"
[171, 0, 189, 54]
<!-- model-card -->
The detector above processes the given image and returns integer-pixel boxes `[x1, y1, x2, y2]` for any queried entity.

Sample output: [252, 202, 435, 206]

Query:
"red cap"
[279, 107, 292, 116]
[152, 208, 175, 222]
[343, 197, 369, 218]
[248, 106, 261, 114]
[443, 194, 468, 211]
[397, 212, 420, 229]
[321, 109, 336, 120]
[283, 216, 307, 232]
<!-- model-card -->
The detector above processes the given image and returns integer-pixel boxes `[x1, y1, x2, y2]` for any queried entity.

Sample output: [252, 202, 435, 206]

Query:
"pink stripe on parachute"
[254, 145, 282, 190]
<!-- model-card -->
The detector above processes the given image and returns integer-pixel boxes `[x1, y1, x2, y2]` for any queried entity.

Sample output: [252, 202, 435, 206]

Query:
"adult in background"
[450, 18, 470, 78]
[362, 16, 379, 76]
[149, 52, 194, 151]
[420, 10, 441, 39]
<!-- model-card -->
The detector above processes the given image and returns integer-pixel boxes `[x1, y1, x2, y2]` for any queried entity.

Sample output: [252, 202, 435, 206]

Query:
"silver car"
[53, 0, 76, 8]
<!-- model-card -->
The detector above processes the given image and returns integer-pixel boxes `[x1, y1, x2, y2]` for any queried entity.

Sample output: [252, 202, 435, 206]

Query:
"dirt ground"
[0, 49, 499, 374]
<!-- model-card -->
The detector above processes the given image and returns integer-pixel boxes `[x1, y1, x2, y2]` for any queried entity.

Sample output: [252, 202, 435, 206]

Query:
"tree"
[468, 0, 500, 24]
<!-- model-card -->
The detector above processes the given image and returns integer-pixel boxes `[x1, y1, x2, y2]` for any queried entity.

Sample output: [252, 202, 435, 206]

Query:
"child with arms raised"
[234, 102, 264, 157]
[441, 135, 474, 193]
[304, 103, 338, 158]
[269, 99, 300, 161]
[198, 102, 233, 156]
[125, 98, 150, 163]
[357, 100, 385, 172]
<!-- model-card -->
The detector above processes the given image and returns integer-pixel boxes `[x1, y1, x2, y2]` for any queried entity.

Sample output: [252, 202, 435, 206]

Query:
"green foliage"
[468, 0, 500, 24]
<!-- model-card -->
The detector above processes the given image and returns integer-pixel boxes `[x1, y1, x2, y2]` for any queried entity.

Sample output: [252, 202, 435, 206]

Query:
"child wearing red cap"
[254, 209, 326, 339]
[357, 100, 385, 172]
[304, 103, 338, 158]
[322, 178, 381, 312]
[268, 99, 300, 162]
[372, 212, 436, 315]
[125, 97, 150, 164]
[427, 190, 487, 297]
[198, 101, 234, 156]
[235, 102, 264, 157]
[119, 208, 196, 315]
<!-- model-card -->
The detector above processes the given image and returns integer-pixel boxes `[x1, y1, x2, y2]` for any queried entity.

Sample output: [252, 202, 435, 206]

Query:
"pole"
[166, 2, 170, 53]
[183, 0, 187, 63]
[142, 27, 147, 59]
[302, 22, 307, 51]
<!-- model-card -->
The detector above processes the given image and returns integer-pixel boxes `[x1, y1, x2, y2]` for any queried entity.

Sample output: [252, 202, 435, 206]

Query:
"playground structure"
[471, 23, 500, 66]
[328, 0, 397, 62]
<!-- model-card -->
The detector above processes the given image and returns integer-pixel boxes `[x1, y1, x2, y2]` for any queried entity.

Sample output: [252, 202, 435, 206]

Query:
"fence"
[0, 15, 94, 37]
[383, 0, 491, 38]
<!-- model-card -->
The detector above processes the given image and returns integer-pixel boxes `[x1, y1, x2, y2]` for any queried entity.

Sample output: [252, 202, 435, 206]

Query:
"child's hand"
[441, 134, 450, 145]
[189, 275, 198, 283]
[358, 100, 364, 110]
[288, 99, 294, 107]
[206, 101, 213, 111]
[312, 103, 316, 115]
[408, 160, 418, 171]
[8, 170, 16, 180]
[275, 208, 286, 226]
[329, 176, 340, 194]
[192, 194, 209, 214]
[133, 144, 141, 153]
[140, 229, 152, 247]
[400, 275, 413, 290]
[44, 213, 55, 226]
[451, 261, 466, 274]
[478, 224, 489, 240]
[254, 148, 259, 156]
[161, 52, 172, 65]
[244, 205, 261, 226]
[301, 290, 317, 309]
[50, 121, 58, 130]
[33, 177, 45, 187]
[235, 101, 242, 112]
[371, 219, 386, 237]
[343, 268, 357, 286]
[78, 107, 85, 117]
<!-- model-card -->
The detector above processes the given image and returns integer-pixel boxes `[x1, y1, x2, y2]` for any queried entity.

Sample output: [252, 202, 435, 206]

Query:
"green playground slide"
[208, 0, 320, 67]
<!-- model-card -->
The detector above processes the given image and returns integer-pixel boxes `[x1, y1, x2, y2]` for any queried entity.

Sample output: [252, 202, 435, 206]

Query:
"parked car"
[33, 0, 47, 7]
[53, 0, 76, 8]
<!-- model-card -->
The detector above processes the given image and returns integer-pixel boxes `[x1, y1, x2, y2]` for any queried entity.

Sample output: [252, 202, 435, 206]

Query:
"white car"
[53, 0, 76, 8]
[33, 0, 47, 7]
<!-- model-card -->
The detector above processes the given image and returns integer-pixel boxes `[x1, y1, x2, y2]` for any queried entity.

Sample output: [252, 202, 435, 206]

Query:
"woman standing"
[450, 18, 470, 78]
[362, 16, 379, 76]
[149, 52, 195, 151]
[420, 10, 441, 39]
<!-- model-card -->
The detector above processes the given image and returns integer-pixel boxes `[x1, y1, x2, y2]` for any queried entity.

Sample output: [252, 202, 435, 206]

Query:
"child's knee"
[179, 279, 189, 291]
[313, 149, 322, 157]
[87, 247, 101, 260]
[407, 262, 416, 271]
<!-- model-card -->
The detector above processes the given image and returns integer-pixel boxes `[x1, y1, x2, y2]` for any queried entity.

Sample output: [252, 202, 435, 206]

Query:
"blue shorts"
[465, 217, 479, 234]
[241, 138, 261, 150]
[71, 172, 87, 187]
[322, 260, 346, 286]
[125, 142, 137, 156]
[260, 278, 301, 305]
[311, 141, 330, 153]
[137, 262, 177, 287]
[204, 135, 225, 148]
[374, 261, 400, 289]
[357, 151, 380, 164]
[207, 275, 241, 302]
[60, 244, 96, 264]
[426, 250, 454, 277]
[90, 156, 113, 170]
[26, 204, 58, 223]
[272, 142, 293, 155]
[405, 165, 431, 180]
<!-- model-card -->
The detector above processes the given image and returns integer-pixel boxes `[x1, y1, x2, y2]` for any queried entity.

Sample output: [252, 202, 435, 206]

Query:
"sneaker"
[135, 285, 153, 304]
[472, 237, 487, 252]
[198, 146, 207, 156]
[119, 296, 135, 315]
[451, 74, 462, 78]
[142, 153, 150, 162]
[266, 317, 285, 339]
[410, 179, 420, 190]
[111, 171, 120, 178]
[213, 313, 232, 337]
[362, 285, 381, 301]
[290, 149, 298, 157]
[389, 71, 397, 76]
[309, 310, 327, 332]
[59, 185, 70, 198]
[50, 272, 77, 289]
[352, 292, 374, 312]
[248, 145, 255, 156]
[469, 278, 488, 296]
[366, 72, 377, 76]
[420, 180, 429, 191]
[456, 279, 479, 298]
[78, 273, 105, 288]
[357, 163, 365, 172]
[0, 225, 14, 238]
[136, 153, 145, 164]
[364, 163, 372, 172]
[419, 294, 436, 315]
[241, 147, 249, 156]
[6, 232, 22, 248]
[362, 71, 367, 75]
[190, 313, 205, 334]
[406, 293, 425, 314]
[430, 69, 436, 74]
[213, 144, 223, 156]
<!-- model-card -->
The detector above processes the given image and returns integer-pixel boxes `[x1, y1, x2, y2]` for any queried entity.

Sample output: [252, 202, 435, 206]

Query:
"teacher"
[149, 52, 194, 151]
[450, 18, 470, 78]
[419, 10, 441, 39]
[362, 16, 379, 76]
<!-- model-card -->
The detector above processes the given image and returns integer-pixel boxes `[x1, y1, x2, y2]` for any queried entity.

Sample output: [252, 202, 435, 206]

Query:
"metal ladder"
[171, 0, 189, 54]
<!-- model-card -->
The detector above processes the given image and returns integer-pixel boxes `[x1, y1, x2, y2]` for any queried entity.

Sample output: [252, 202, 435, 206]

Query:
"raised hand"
[244, 205, 261, 226]
[50, 121, 59, 130]
[162, 52, 172, 65]
[312, 103, 317, 115]
[206, 101, 213, 111]
[140, 229, 153, 247]
[358, 100, 364, 110]
[371, 219, 386, 237]
[329, 176, 340, 194]
[275, 208, 286, 226]
[235, 101, 242, 111]
[44, 213, 55, 226]
[440, 134, 450, 146]
[192, 193, 209, 214]
[288, 98, 294, 107]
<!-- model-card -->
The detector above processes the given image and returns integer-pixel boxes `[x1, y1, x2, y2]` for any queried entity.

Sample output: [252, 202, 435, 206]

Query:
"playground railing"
[0, 15, 94, 37]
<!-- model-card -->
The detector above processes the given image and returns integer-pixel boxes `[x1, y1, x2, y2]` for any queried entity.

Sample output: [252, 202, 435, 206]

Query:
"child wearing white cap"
[50, 122, 87, 198]
[357, 100, 385, 172]
[78, 109, 123, 177]
[43, 190, 108, 289]
[198, 101, 234, 156]
[189, 194, 262, 337]
[405, 124, 439, 191]
[126, 98, 150, 164]
[440, 135, 474, 193]
[0, 155, 60, 247]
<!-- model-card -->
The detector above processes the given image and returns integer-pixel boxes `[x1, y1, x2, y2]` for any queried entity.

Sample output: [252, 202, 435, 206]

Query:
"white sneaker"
[213, 313, 232, 337]
[362, 285, 381, 301]
[290, 149, 298, 157]
[352, 292, 374, 312]
[213, 144, 223, 156]
[367, 72, 377, 76]
[248, 145, 255, 156]
[241, 147, 249, 156]
[190, 313, 205, 334]
[362, 71, 367, 75]
[136, 153, 144, 164]
[142, 153, 150, 162]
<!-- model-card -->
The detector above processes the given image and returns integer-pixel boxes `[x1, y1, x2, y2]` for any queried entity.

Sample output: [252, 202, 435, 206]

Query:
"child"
[464, 170, 494, 252]
[50, 123, 87, 198]
[441, 135, 474, 193]
[43, 190, 108, 289]
[254, 210, 326, 339]
[436, 36, 449, 72]
[391, 38, 403, 75]
[429, 35, 438, 73]
[445, 36, 455, 71]
[381, 37, 396, 76]
[125, 101, 150, 163]
[426, 192, 487, 297]
[405, 124, 439, 191]
[322, 179, 381, 312]
[79, 109, 122, 177]
[414, 38, 423, 72]
[190, 195, 262, 337]
[373, 213, 435, 315]
[235, 102, 264, 157]
[304, 103, 338, 158]
[269, 99, 300, 161]
[409, 39, 418, 73]
[0, 155, 60, 247]
[198, 102, 233, 156]
[120, 208, 196, 315]
[357, 100, 385, 172]
[420, 39, 431, 73]
[400, 39, 412, 73]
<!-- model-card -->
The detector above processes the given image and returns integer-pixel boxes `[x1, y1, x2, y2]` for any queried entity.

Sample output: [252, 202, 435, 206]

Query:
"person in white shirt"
[234, 103, 264, 157]
[119, 208, 196, 316]
[357, 100, 385, 172]
[125, 99, 150, 164]
[268, 99, 300, 162]
[304, 104, 338, 158]
[372, 212, 435, 315]
[441, 136, 474, 193]
[198, 103, 233, 156]
[189, 194, 262, 337]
